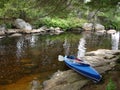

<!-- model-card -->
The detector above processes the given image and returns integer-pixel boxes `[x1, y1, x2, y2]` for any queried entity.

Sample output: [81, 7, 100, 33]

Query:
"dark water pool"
[0, 32, 116, 90]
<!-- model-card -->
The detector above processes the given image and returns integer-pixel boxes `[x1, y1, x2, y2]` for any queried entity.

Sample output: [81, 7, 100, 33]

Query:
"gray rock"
[14, 18, 32, 30]
[31, 29, 42, 33]
[6, 29, 17, 34]
[9, 33, 22, 37]
[82, 23, 105, 31]
[54, 27, 64, 35]
[0, 24, 6, 36]
[43, 49, 120, 90]
[40, 26, 48, 30]
[30, 77, 41, 90]
[107, 29, 116, 34]
[82, 23, 93, 31]
[0, 36, 5, 39]
[95, 30, 106, 36]
[0, 31, 5, 36]
[95, 24, 105, 31]
[43, 70, 88, 90]
[85, 49, 120, 67]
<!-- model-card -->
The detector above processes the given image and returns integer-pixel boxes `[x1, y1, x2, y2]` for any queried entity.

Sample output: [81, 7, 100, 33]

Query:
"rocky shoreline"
[0, 19, 64, 38]
[0, 26, 64, 39]
[42, 49, 120, 90]
[0, 18, 117, 39]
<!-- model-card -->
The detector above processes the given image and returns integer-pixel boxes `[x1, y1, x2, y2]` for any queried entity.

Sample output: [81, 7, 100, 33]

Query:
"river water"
[0, 32, 119, 90]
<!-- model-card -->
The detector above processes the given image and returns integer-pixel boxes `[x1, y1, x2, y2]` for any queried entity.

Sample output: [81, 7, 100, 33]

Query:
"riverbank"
[42, 49, 120, 90]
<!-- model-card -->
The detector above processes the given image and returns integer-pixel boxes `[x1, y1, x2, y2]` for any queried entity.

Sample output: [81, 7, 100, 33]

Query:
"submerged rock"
[29, 77, 41, 90]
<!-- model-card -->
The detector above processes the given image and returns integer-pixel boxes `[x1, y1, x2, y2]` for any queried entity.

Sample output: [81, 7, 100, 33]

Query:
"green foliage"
[0, 0, 37, 19]
[87, 0, 119, 10]
[86, 0, 120, 30]
[36, 17, 87, 30]
[111, 21, 120, 30]
[35, 0, 72, 17]
[5, 23, 13, 29]
[102, 20, 120, 30]
[0, 0, 73, 21]
[0, 0, 119, 30]
[100, 16, 120, 30]
[0, 0, 119, 19]
[97, 8, 120, 30]
[42, 17, 70, 29]
[106, 78, 116, 90]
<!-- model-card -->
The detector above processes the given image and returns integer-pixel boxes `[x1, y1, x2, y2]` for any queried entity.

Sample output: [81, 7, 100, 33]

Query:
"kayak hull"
[64, 56, 102, 82]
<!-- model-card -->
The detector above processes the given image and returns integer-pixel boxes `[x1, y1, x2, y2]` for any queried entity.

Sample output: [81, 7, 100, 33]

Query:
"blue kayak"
[64, 56, 102, 82]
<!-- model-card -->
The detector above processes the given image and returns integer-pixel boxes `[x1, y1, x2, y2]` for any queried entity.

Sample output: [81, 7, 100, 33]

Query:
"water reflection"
[16, 37, 24, 60]
[77, 38, 86, 60]
[0, 32, 118, 85]
[63, 39, 70, 55]
[30, 35, 38, 47]
[85, 33, 111, 50]
[111, 32, 120, 50]
[16, 35, 38, 60]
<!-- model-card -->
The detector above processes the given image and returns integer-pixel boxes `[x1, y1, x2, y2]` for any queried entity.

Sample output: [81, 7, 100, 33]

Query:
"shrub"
[106, 78, 116, 90]
[36, 17, 87, 30]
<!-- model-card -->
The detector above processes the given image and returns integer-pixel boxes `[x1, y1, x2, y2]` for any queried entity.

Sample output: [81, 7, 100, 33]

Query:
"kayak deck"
[64, 56, 102, 82]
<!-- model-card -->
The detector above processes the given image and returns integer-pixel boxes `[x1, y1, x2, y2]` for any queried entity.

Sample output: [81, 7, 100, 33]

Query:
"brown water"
[0, 32, 114, 90]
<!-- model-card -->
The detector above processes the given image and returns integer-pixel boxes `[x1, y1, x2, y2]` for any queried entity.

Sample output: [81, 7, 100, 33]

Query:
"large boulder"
[82, 23, 105, 31]
[107, 29, 116, 34]
[14, 19, 32, 31]
[82, 23, 93, 31]
[6, 29, 17, 34]
[53, 27, 64, 35]
[95, 24, 105, 31]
